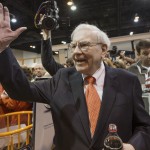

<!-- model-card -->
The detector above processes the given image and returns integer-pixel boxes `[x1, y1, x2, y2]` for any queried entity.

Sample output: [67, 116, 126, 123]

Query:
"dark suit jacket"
[0, 48, 150, 150]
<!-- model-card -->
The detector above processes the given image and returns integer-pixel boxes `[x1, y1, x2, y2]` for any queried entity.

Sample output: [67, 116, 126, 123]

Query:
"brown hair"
[136, 39, 150, 54]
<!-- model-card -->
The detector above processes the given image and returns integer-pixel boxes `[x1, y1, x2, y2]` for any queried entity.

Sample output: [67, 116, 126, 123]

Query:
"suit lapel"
[69, 70, 91, 142]
[91, 66, 118, 146]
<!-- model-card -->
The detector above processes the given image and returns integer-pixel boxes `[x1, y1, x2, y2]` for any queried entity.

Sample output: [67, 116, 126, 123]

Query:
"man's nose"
[73, 45, 82, 53]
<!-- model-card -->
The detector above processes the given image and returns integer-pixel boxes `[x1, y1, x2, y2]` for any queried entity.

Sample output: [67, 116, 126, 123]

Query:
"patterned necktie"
[85, 76, 101, 137]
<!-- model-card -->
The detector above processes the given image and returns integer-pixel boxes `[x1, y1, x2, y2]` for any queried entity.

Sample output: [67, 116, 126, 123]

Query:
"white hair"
[71, 24, 111, 48]
[31, 63, 43, 68]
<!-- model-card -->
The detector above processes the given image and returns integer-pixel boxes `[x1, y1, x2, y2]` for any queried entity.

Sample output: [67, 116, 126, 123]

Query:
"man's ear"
[101, 44, 107, 58]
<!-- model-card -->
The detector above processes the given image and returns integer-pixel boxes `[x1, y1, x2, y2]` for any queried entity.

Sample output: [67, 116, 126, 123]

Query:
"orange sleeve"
[17, 102, 32, 111]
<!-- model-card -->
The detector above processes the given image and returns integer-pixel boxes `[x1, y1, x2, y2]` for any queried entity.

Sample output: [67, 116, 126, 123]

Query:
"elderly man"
[31, 63, 46, 81]
[0, 3, 150, 150]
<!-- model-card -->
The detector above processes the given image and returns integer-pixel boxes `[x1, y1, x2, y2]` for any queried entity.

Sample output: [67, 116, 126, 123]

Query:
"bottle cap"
[108, 124, 117, 132]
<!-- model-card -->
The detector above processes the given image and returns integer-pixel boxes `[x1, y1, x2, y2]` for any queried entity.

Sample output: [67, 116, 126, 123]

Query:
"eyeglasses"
[69, 41, 103, 52]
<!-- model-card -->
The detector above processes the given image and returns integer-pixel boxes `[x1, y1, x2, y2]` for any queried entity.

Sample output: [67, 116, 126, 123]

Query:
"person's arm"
[124, 56, 135, 64]
[119, 51, 135, 64]
[41, 29, 64, 76]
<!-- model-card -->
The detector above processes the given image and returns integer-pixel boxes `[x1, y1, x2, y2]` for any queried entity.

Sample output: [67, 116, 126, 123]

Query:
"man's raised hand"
[0, 3, 27, 52]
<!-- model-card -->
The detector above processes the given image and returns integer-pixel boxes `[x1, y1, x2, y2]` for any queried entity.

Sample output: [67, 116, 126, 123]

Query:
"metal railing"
[0, 111, 33, 150]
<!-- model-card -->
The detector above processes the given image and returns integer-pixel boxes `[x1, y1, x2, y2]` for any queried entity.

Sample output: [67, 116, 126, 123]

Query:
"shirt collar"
[137, 60, 150, 71]
[141, 65, 150, 71]
[82, 61, 105, 84]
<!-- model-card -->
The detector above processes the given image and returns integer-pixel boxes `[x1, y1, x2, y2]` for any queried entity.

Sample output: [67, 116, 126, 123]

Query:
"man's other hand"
[39, 14, 51, 40]
[123, 143, 135, 150]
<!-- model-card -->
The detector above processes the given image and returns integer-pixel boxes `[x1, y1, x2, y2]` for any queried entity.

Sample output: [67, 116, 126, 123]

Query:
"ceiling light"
[55, 51, 59, 54]
[11, 18, 17, 23]
[30, 45, 36, 48]
[71, 5, 77, 11]
[134, 13, 139, 22]
[61, 41, 66, 44]
[130, 32, 133, 35]
[67, 0, 73, 6]
[10, 13, 17, 23]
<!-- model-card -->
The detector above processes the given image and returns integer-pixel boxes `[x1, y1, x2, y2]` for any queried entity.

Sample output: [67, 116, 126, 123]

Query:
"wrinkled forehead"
[72, 29, 99, 42]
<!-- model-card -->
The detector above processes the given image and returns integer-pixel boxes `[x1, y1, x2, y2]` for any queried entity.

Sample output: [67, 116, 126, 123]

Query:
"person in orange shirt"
[1, 90, 32, 125]
[0, 66, 33, 127]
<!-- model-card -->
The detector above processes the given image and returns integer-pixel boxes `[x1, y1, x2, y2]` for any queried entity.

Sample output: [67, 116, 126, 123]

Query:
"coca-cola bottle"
[103, 124, 123, 150]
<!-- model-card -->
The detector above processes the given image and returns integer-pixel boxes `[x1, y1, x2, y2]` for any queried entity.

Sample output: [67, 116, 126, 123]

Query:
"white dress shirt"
[83, 61, 105, 101]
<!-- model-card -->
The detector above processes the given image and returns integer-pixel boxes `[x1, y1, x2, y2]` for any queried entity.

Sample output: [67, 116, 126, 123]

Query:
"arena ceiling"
[1, 0, 150, 53]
